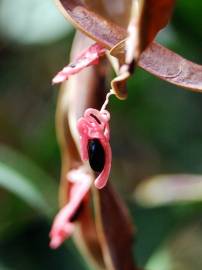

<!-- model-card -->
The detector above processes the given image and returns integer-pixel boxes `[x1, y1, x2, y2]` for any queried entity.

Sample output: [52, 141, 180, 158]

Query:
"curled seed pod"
[77, 108, 112, 189]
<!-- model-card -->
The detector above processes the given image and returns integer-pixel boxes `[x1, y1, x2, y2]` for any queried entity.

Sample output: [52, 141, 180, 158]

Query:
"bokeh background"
[0, 0, 202, 269]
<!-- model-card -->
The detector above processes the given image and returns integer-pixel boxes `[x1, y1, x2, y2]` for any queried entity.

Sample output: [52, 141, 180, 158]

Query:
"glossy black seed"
[88, 139, 105, 172]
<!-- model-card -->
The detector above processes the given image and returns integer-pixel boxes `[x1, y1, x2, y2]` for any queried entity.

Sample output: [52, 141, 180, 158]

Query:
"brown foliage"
[53, 1, 202, 270]
[56, 0, 202, 96]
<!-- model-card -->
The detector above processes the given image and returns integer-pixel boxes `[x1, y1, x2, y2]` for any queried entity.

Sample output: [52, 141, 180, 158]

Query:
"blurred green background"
[0, 0, 202, 269]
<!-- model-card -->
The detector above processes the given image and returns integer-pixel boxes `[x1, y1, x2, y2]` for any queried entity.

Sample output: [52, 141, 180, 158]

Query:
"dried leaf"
[139, 42, 202, 92]
[55, 0, 127, 48]
[125, 0, 175, 64]
[56, 0, 202, 93]
[94, 184, 137, 270]
[140, 0, 175, 46]
[83, 0, 132, 28]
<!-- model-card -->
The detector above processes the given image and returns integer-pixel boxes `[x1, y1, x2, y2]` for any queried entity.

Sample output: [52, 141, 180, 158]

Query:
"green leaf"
[134, 174, 202, 207]
[0, 145, 58, 217]
[0, 263, 11, 270]
[174, 0, 202, 43]
[146, 219, 202, 270]
[146, 248, 172, 270]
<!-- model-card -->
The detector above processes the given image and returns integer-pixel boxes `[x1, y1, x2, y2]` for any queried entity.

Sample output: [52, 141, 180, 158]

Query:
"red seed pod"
[77, 108, 112, 189]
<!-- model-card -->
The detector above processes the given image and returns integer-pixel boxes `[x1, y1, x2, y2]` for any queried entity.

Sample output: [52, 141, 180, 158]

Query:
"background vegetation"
[0, 0, 202, 269]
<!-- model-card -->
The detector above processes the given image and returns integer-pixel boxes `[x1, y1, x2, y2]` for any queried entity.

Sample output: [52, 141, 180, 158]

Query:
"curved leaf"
[0, 146, 57, 217]
[134, 174, 202, 207]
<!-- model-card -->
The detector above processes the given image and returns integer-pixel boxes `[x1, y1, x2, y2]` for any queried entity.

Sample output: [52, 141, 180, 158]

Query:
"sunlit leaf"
[134, 174, 202, 207]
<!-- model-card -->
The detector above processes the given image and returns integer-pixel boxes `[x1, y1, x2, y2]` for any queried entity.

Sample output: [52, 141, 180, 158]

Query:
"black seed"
[88, 139, 105, 172]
